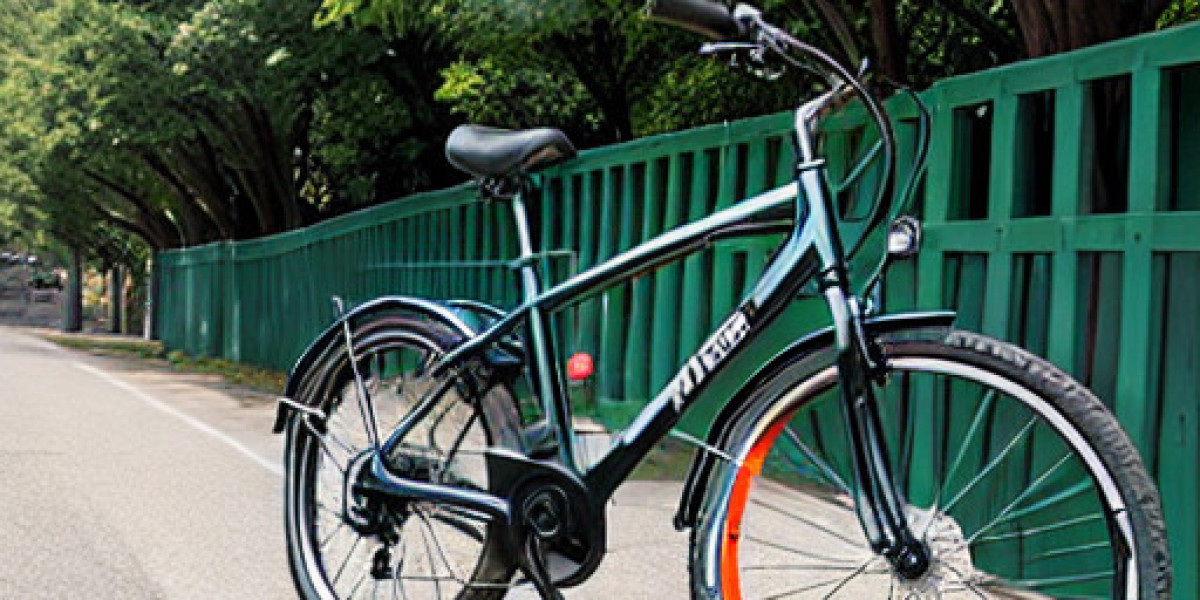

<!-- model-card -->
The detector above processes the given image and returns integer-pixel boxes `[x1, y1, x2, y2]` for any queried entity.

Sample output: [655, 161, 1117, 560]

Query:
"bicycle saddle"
[446, 125, 576, 178]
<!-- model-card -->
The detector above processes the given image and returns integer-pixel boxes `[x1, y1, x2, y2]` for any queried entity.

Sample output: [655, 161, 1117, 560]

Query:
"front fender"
[673, 310, 957, 530]
[271, 296, 508, 433]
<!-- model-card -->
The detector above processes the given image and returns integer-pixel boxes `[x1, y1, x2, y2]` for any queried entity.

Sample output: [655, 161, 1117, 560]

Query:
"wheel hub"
[895, 507, 977, 596]
[343, 450, 403, 537]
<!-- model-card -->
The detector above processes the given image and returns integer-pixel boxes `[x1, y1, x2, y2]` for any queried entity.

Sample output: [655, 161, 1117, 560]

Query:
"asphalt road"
[0, 327, 293, 599]
[0, 327, 697, 599]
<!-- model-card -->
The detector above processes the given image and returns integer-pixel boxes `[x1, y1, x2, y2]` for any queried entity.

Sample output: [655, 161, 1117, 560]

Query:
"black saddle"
[445, 125, 576, 178]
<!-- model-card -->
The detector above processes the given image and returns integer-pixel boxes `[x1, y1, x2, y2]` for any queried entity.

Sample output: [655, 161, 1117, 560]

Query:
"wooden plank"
[1114, 216, 1155, 452]
[678, 150, 713, 360]
[709, 144, 741, 328]
[576, 172, 601, 355]
[1157, 253, 1200, 599]
[650, 154, 686, 390]
[624, 160, 664, 403]
[596, 167, 625, 402]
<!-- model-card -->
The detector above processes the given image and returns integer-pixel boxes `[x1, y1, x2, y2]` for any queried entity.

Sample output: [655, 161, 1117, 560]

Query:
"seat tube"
[510, 189, 579, 470]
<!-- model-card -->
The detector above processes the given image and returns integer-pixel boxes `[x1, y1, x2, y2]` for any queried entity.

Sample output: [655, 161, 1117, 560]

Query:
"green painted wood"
[575, 173, 601, 356]
[709, 144, 740, 330]
[559, 176, 578, 353]
[650, 155, 686, 389]
[624, 160, 664, 402]
[1156, 253, 1200, 598]
[677, 150, 714, 361]
[594, 167, 621, 402]
[1114, 69, 1168, 452]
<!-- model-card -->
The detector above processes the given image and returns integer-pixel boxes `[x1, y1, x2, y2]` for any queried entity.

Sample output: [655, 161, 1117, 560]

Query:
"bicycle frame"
[361, 87, 914, 540]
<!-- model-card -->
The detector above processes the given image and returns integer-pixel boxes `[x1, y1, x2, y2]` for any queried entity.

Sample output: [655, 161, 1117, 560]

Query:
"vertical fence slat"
[651, 154, 686, 391]
[1115, 67, 1168, 454]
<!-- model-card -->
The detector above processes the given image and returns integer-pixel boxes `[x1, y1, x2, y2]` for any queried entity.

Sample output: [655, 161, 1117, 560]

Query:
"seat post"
[509, 188, 540, 303]
[509, 186, 580, 470]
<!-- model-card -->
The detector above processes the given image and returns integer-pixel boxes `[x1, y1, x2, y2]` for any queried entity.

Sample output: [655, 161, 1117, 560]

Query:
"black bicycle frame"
[356, 85, 925, 571]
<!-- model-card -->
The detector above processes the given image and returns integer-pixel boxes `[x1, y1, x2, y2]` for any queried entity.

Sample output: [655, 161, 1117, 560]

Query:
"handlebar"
[646, 0, 901, 263]
[644, 0, 744, 40]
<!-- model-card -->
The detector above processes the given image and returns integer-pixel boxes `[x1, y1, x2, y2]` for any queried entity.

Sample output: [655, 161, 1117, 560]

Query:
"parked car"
[28, 271, 62, 290]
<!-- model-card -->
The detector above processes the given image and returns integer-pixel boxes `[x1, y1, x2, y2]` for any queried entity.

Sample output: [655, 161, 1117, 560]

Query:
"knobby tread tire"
[690, 328, 1172, 599]
[937, 330, 1172, 598]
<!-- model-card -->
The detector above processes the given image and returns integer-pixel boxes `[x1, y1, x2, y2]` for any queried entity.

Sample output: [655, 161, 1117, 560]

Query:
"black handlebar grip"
[645, 0, 743, 40]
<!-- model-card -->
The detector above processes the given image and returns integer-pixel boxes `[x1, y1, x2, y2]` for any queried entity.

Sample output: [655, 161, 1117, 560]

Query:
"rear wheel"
[692, 330, 1170, 599]
[284, 316, 521, 599]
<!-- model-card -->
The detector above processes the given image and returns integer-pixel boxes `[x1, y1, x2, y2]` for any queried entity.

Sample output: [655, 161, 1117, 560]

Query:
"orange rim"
[720, 410, 797, 600]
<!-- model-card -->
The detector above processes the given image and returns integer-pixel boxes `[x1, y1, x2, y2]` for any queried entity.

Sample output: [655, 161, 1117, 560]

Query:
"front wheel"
[691, 330, 1170, 599]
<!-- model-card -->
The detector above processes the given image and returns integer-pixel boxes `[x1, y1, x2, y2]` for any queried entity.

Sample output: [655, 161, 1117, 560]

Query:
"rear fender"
[673, 311, 957, 529]
[271, 296, 513, 433]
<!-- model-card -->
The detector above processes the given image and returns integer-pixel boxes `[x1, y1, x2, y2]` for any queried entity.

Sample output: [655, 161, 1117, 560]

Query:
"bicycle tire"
[284, 314, 521, 600]
[690, 329, 1170, 599]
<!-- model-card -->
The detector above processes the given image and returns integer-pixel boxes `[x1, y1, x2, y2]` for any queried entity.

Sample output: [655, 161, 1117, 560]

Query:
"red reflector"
[567, 353, 594, 381]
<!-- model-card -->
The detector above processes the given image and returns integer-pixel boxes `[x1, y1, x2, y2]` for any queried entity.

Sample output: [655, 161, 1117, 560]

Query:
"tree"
[1010, 0, 1174, 57]
[0, 0, 469, 252]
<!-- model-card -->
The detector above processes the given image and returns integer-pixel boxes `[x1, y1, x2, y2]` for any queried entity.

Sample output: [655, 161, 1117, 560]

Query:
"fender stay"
[271, 296, 509, 433]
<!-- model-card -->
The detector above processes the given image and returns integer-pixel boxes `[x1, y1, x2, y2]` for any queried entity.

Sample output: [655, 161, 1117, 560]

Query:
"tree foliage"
[0, 0, 462, 252]
[1, 0, 1196, 258]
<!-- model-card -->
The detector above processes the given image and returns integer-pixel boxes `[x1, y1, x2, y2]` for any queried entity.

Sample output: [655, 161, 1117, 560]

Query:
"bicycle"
[274, 1, 1172, 597]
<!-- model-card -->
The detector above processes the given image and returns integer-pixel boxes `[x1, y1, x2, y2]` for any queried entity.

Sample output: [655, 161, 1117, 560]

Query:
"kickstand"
[520, 535, 565, 600]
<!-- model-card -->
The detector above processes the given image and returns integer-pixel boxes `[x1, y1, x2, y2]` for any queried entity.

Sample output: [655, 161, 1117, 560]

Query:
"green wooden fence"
[155, 21, 1200, 592]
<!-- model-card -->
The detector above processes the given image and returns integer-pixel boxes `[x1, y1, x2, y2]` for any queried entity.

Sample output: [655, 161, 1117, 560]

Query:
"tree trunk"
[109, 265, 124, 334]
[144, 256, 156, 340]
[1009, 0, 1125, 57]
[868, 0, 904, 83]
[64, 247, 84, 333]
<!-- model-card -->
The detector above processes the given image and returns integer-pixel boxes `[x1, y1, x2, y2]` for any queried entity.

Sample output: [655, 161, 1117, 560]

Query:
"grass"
[38, 332, 286, 396]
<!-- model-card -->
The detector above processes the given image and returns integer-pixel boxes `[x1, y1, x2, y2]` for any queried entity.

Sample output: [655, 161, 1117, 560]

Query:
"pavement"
[0, 325, 696, 599]
[0, 262, 703, 599]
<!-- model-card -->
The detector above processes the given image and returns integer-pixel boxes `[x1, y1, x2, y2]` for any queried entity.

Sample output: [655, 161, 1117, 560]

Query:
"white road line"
[72, 361, 284, 477]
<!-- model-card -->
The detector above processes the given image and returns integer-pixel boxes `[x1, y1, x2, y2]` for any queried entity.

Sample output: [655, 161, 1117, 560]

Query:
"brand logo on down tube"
[668, 310, 751, 412]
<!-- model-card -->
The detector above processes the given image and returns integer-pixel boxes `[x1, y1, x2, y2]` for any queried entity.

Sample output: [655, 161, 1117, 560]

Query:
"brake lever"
[699, 41, 760, 55]
[700, 42, 785, 81]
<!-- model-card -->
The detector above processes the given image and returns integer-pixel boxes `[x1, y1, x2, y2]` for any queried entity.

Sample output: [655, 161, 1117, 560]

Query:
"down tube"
[583, 222, 822, 499]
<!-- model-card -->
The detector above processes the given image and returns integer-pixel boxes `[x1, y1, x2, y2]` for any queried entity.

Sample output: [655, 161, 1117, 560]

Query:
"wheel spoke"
[413, 506, 466, 586]
[320, 520, 348, 549]
[1029, 539, 1112, 561]
[332, 535, 363, 586]
[967, 452, 1072, 543]
[347, 567, 370, 599]
[975, 513, 1104, 545]
[818, 557, 878, 599]
[756, 565, 870, 600]
[940, 389, 997, 504]
[780, 425, 852, 495]
[943, 416, 1038, 513]
[749, 498, 864, 549]
[980, 569, 1115, 591]
[987, 478, 1091, 526]
[741, 534, 863, 565]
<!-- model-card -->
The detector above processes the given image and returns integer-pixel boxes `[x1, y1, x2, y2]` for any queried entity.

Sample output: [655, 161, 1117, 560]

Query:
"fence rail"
[156, 21, 1200, 592]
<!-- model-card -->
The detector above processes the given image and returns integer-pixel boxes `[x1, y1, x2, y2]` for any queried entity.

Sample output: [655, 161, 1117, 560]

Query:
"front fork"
[822, 280, 931, 579]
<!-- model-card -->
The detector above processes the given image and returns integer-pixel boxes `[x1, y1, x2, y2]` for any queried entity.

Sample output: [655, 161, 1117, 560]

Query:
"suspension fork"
[821, 278, 930, 578]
